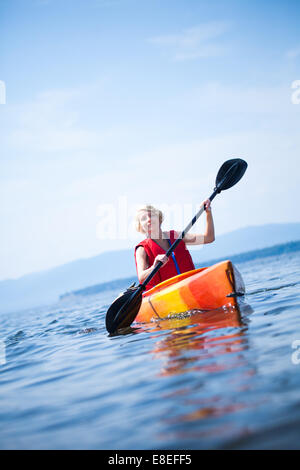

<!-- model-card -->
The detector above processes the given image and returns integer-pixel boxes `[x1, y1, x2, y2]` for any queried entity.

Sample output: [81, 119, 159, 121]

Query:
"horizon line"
[1, 221, 300, 283]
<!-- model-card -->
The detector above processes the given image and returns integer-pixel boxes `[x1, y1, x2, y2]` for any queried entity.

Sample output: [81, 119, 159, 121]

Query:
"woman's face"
[139, 210, 160, 237]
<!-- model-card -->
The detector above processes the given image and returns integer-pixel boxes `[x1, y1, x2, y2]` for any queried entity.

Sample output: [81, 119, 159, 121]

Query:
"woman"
[134, 201, 215, 290]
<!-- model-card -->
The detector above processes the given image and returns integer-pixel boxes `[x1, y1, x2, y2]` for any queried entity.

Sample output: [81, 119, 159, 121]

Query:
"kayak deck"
[135, 260, 245, 323]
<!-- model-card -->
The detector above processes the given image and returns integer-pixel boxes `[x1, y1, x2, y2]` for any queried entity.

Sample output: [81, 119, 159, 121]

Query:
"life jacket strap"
[167, 239, 181, 275]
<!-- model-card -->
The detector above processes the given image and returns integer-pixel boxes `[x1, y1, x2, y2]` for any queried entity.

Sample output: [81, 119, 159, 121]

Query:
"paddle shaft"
[113, 190, 218, 324]
[140, 187, 219, 289]
[139, 159, 242, 289]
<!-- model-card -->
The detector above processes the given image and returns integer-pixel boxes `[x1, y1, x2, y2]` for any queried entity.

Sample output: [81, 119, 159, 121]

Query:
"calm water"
[1, 251, 300, 450]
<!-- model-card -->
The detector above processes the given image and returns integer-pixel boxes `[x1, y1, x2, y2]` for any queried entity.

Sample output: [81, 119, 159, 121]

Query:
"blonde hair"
[135, 205, 164, 233]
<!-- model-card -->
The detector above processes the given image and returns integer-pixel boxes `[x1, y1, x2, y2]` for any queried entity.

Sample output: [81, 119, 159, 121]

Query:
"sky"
[0, 0, 300, 281]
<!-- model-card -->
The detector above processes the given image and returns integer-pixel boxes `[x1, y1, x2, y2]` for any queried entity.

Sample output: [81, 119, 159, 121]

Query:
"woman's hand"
[202, 199, 212, 212]
[153, 254, 169, 268]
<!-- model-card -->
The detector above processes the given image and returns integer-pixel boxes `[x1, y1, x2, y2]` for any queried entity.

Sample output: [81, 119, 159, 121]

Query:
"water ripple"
[1, 251, 300, 449]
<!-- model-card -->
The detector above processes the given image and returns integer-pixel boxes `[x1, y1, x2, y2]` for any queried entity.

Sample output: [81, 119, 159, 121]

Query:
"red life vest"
[134, 230, 195, 290]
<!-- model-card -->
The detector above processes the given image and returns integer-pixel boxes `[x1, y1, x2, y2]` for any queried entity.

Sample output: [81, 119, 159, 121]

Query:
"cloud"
[286, 47, 300, 60]
[177, 82, 295, 114]
[3, 85, 128, 153]
[148, 21, 230, 61]
[94, 0, 124, 7]
[34, 0, 51, 5]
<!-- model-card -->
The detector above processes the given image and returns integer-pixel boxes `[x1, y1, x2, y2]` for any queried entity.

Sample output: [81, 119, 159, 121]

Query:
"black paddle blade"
[215, 158, 247, 192]
[105, 287, 143, 334]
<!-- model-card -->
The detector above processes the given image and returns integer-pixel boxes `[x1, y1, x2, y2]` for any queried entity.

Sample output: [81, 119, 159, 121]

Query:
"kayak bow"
[135, 260, 245, 323]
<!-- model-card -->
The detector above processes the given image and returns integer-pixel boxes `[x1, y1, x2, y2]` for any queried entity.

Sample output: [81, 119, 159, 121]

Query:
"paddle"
[105, 158, 248, 334]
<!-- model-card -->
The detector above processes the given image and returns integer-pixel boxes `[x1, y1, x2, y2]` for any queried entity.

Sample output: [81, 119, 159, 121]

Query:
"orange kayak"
[135, 260, 245, 323]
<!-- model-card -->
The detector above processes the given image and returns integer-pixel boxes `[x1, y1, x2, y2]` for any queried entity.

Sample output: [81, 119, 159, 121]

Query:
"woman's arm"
[183, 199, 215, 245]
[135, 246, 169, 284]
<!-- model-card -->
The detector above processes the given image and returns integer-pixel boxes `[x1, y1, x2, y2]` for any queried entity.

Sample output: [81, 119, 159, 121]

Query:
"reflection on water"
[148, 306, 246, 375]
[139, 304, 260, 443]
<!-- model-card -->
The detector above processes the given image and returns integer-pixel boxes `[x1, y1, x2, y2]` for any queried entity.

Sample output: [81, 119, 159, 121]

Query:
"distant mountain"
[190, 223, 300, 265]
[0, 222, 299, 314]
[0, 249, 136, 315]
[60, 240, 300, 301]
